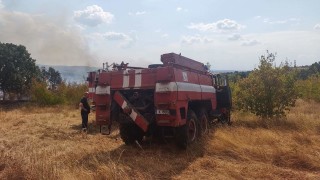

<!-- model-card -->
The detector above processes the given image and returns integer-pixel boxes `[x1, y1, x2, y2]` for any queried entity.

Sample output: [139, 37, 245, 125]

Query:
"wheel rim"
[188, 118, 197, 142]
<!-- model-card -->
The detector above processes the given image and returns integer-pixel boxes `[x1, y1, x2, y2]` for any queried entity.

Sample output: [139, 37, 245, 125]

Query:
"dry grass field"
[1, 99, 320, 179]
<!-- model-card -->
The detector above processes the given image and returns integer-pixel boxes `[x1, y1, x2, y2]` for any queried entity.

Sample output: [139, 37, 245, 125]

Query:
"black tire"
[119, 123, 144, 145]
[175, 109, 198, 149]
[197, 109, 209, 135]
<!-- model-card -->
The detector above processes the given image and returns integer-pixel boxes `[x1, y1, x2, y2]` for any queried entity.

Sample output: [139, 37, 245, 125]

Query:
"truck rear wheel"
[175, 109, 198, 149]
[119, 123, 144, 145]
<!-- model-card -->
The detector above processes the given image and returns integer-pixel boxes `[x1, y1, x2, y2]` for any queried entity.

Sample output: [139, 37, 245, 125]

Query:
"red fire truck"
[87, 53, 232, 148]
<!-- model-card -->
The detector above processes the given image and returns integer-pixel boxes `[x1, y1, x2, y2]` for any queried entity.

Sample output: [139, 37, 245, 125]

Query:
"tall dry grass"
[0, 99, 320, 179]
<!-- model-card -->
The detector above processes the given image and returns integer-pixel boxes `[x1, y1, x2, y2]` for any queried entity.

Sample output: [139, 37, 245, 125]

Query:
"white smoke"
[0, 7, 97, 66]
[0, 0, 3, 9]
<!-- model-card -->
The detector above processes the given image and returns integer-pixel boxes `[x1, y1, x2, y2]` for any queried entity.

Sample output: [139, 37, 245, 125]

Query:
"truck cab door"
[212, 74, 232, 109]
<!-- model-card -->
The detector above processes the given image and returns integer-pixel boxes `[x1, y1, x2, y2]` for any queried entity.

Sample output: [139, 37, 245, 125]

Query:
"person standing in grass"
[79, 92, 90, 132]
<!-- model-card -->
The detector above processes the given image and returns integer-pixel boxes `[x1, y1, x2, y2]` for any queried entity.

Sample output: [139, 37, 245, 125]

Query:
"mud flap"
[113, 91, 149, 132]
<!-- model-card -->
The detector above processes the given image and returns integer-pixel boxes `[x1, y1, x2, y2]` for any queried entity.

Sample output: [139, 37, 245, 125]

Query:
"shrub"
[30, 80, 87, 106]
[30, 80, 64, 105]
[58, 82, 88, 106]
[295, 74, 320, 102]
[234, 52, 298, 119]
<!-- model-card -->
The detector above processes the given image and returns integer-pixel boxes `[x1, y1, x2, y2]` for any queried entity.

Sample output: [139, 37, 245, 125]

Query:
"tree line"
[227, 60, 320, 82]
[0, 42, 86, 105]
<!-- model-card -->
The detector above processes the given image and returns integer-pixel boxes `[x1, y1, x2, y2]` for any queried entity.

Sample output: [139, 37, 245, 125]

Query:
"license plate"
[156, 109, 170, 115]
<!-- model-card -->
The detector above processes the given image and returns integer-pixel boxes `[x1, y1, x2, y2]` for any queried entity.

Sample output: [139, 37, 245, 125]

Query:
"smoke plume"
[0, 8, 97, 66]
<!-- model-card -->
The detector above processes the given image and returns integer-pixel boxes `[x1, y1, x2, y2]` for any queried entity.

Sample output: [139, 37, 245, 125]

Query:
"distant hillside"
[40, 65, 99, 83]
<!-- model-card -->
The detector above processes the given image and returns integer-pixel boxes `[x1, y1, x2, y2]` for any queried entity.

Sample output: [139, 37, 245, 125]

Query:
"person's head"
[84, 92, 89, 98]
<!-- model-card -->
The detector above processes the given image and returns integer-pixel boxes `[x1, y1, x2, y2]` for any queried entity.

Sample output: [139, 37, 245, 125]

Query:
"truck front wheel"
[198, 109, 208, 135]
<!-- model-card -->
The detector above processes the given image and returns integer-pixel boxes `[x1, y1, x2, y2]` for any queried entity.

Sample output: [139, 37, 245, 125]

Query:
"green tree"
[40, 66, 62, 89]
[227, 71, 251, 83]
[234, 51, 298, 118]
[298, 61, 320, 79]
[0, 42, 40, 99]
[48, 67, 62, 89]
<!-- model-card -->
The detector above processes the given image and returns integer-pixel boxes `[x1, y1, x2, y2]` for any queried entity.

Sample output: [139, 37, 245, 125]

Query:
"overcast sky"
[0, 0, 319, 70]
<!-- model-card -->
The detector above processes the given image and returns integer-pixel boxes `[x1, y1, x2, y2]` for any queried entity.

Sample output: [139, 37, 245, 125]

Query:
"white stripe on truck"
[95, 86, 110, 94]
[122, 70, 129, 88]
[156, 82, 216, 93]
[134, 69, 142, 88]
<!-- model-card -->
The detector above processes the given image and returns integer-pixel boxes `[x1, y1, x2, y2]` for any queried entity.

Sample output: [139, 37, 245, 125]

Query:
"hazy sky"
[0, 0, 319, 70]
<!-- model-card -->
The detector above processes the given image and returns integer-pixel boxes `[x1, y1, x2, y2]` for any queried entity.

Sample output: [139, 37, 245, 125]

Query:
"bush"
[295, 74, 320, 102]
[30, 80, 87, 106]
[30, 80, 64, 105]
[58, 82, 88, 106]
[234, 52, 298, 119]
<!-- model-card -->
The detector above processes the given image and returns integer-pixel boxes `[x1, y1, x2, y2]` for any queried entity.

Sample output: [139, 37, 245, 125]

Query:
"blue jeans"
[81, 112, 88, 129]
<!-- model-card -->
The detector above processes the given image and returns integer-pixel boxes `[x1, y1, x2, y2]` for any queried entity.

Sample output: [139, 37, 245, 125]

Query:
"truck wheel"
[119, 123, 144, 145]
[175, 109, 198, 149]
[198, 109, 208, 135]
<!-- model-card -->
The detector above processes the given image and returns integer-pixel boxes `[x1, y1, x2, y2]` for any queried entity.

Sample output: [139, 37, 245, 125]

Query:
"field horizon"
[0, 99, 320, 179]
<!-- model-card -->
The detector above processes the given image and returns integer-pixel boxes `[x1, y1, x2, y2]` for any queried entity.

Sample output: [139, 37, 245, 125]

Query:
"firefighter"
[79, 92, 90, 132]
